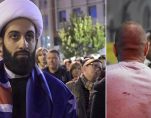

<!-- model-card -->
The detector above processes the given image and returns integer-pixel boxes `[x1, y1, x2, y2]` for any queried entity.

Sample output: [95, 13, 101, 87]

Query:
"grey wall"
[107, 0, 151, 42]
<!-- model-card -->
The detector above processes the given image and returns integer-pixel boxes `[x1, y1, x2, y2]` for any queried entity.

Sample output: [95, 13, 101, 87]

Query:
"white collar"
[4, 65, 29, 79]
[144, 59, 151, 66]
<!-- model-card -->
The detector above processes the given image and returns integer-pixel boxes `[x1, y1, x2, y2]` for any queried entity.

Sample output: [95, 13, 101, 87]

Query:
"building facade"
[31, 0, 105, 48]
[56, 0, 105, 28]
[107, 0, 151, 42]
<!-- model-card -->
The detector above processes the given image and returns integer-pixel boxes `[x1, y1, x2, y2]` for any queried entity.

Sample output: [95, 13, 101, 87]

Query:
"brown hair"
[69, 61, 82, 78]
[35, 47, 48, 63]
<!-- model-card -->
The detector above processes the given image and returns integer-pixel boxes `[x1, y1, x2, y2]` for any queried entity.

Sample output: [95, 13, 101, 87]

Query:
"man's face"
[46, 52, 60, 70]
[3, 18, 37, 75]
[83, 61, 101, 82]
[37, 50, 47, 65]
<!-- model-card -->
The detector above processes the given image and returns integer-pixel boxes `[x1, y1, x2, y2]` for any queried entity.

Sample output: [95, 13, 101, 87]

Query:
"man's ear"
[113, 44, 118, 57]
[144, 41, 150, 56]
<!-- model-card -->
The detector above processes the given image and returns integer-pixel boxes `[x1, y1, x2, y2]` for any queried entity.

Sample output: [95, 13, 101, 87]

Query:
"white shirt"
[144, 59, 151, 67]
[107, 61, 151, 118]
[4, 65, 28, 79]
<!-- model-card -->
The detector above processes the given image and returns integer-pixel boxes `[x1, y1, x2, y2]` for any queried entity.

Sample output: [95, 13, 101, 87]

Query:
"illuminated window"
[59, 10, 66, 22]
[88, 5, 97, 18]
[73, 8, 81, 16]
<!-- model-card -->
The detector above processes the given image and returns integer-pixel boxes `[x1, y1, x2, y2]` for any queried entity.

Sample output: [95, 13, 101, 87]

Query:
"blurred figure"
[69, 61, 82, 81]
[144, 30, 151, 67]
[44, 49, 71, 83]
[98, 55, 106, 69]
[90, 61, 105, 118]
[63, 58, 72, 71]
[67, 58, 101, 118]
[95, 61, 104, 80]
[36, 47, 48, 69]
[107, 21, 151, 118]
[0, 39, 2, 60]
[90, 78, 105, 118]
[75, 57, 83, 65]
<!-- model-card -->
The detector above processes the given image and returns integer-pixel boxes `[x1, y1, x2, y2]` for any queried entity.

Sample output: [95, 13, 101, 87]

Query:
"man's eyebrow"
[26, 30, 35, 33]
[8, 30, 35, 34]
[8, 31, 19, 34]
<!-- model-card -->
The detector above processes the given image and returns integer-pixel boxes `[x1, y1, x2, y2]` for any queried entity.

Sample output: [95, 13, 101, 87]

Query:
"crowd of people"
[0, 41, 105, 118]
[35, 47, 106, 118]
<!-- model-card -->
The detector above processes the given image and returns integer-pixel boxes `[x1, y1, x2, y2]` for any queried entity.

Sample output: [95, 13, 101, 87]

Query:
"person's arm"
[63, 92, 77, 118]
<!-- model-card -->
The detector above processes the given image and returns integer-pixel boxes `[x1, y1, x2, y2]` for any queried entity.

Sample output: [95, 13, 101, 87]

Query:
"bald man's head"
[114, 21, 149, 62]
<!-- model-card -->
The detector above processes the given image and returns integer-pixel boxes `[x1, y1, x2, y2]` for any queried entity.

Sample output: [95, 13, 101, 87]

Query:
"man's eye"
[25, 32, 35, 41]
[9, 32, 20, 40]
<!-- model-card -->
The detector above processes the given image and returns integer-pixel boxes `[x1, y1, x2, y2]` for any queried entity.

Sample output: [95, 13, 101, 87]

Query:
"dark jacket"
[90, 78, 105, 118]
[0, 60, 76, 118]
[66, 77, 89, 118]
[43, 66, 71, 84]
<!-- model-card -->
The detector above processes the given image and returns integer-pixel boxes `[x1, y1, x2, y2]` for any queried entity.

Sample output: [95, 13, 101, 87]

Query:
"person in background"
[67, 58, 101, 118]
[44, 49, 71, 83]
[63, 58, 72, 71]
[90, 78, 105, 118]
[144, 30, 151, 67]
[0, 0, 76, 117]
[90, 59, 105, 118]
[75, 57, 83, 65]
[36, 47, 48, 69]
[94, 61, 104, 81]
[66, 61, 82, 87]
[98, 55, 106, 69]
[107, 21, 151, 118]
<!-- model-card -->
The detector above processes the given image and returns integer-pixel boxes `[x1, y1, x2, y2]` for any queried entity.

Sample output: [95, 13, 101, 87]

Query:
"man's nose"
[18, 37, 28, 49]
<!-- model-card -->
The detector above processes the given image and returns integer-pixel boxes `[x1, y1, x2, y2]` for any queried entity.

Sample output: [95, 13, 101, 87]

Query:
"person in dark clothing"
[44, 49, 71, 83]
[144, 30, 151, 67]
[63, 58, 72, 71]
[90, 78, 105, 118]
[0, 0, 76, 117]
[43, 65, 71, 83]
[67, 58, 102, 118]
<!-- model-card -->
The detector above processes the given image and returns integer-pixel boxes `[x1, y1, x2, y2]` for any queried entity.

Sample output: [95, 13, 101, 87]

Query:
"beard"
[3, 45, 36, 75]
